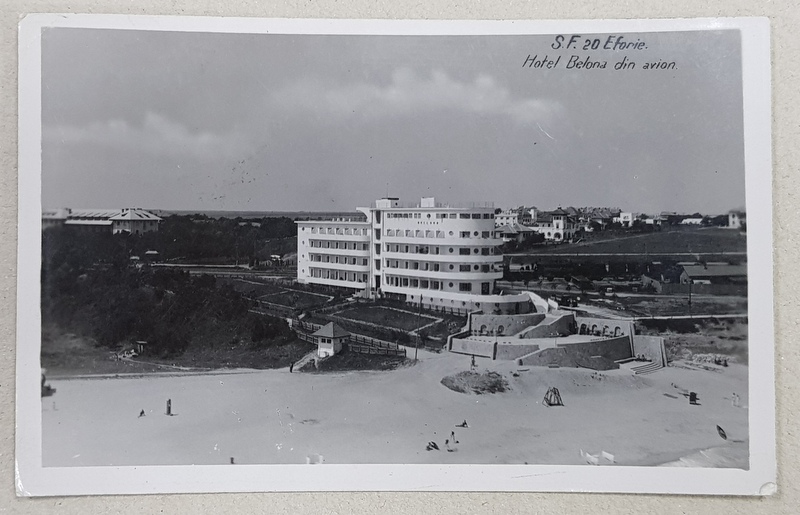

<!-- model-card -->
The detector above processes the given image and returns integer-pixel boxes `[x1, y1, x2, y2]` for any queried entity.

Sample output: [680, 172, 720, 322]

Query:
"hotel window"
[311, 227, 317, 233]
[483, 213, 493, 219]
[421, 280, 429, 288]
[471, 213, 481, 219]
[481, 265, 490, 272]
[449, 214, 457, 219]
[482, 231, 490, 238]
[459, 283, 472, 292]
[459, 264, 471, 272]
[410, 279, 419, 287]
[459, 248, 470, 255]
[460, 231, 470, 238]
[433, 264, 440, 272]
[459, 213, 470, 219]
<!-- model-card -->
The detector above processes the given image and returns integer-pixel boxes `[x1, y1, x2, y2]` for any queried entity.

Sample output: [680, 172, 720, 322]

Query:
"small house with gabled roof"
[312, 322, 350, 358]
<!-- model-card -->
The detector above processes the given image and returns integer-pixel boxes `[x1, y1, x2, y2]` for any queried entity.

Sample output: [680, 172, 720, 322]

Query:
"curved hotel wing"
[297, 197, 532, 314]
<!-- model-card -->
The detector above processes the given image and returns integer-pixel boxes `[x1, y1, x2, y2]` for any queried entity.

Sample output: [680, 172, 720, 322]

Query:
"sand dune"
[42, 351, 748, 467]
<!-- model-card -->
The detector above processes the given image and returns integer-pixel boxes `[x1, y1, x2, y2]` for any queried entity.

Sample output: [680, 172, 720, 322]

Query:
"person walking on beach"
[470, 355, 476, 371]
[289, 362, 294, 373]
[139, 409, 145, 418]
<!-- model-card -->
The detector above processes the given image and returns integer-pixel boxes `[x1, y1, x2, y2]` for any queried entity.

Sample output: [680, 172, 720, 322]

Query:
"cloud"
[43, 112, 250, 161]
[270, 68, 561, 125]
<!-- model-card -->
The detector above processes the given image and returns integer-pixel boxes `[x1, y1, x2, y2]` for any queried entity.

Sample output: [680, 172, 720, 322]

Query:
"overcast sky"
[41, 27, 745, 214]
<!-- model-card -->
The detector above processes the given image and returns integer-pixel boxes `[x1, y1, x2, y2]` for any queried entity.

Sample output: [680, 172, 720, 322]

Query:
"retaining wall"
[495, 343, 541, 361]
[518, 335, 632, 369]
[632, 335, 667, 366]
[470, 313, 546, 336]
[575, 317, 635, 338]
[449, 338, 495, 359]
[517, 313, 576, 339]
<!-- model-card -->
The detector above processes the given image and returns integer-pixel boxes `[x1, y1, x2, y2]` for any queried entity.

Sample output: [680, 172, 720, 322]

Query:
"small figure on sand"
[450, 430, 458, 443]
[426, 441, 440, 451]
[457, 420, 469, 428]
[166, 399, 172, 416]
[470, 355, 477, 371]
[289, 362, 294, 373]
[445, 439, 454, 452]
[139, 409, 145, 418]
[732, 392, 740, 408]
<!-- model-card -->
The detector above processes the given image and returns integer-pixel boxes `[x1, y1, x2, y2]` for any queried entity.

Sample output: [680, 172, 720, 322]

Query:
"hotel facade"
[296, 197, 533, 314]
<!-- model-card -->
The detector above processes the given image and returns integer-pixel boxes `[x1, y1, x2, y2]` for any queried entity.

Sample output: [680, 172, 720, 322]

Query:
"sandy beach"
[42, 351, 748, 468]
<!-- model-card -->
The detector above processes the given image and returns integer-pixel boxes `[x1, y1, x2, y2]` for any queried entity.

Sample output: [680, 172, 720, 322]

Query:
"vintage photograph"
[16, 15, 774, 495]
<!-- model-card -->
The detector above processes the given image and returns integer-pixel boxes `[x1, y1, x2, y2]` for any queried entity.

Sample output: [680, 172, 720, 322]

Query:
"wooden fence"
[291, 320, 406, 357]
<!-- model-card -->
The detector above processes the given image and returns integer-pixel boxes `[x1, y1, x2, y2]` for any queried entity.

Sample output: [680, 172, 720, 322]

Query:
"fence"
[290, 320, 406, 357]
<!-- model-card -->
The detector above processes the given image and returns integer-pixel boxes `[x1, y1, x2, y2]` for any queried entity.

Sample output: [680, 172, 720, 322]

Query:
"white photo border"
[16, 14, 774, 496]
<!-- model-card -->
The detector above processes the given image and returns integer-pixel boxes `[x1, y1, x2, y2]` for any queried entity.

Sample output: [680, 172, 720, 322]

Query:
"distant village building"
[530, 208, 579, 242]
[728, 210, 746, 230]
[619, 212, 636, 228]
[496, 223, 536, 244]
[679, 264, 747, 286]
[312, 322, 350, 358]
[494, 207, 535, 227]
[42, 207, 161, 234]
[679, 216, 704, 225]
[641, 263, 747, 295]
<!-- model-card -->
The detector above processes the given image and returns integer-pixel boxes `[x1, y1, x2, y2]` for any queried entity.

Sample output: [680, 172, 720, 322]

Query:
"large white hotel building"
[296, 197, 533, 314]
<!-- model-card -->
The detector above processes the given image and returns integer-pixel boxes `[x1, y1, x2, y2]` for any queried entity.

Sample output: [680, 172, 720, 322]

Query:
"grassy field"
[334, 305, 439, 332]
[521, 228, 747, 257]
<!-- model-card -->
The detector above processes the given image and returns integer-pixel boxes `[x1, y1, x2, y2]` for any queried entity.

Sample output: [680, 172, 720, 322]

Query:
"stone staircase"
[630, 361, 663, 375]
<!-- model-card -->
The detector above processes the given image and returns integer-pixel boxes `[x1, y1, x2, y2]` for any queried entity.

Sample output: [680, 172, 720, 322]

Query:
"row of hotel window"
[384, 244, 496, 255]
[383, 276, 491, 293]
[383, 229, 496, 238]
[385, 212, 494, 220]
[304, 227, 499, 239]
[307, 241, 370, 251]
[382, 260, 495, 273]
[306, 241, 497, 255]
[305, 226, 370, 235]
[307, 268, 489, 293]
[308, 253, 497, 273]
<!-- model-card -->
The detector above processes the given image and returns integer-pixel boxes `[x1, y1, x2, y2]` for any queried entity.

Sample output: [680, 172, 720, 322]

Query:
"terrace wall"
[517, 314, 575, 339]
[469, 313, 546, 336]
[495, 343, 541, 360]
[632, 335, 667, 366]
[575, 317, 635, 338]
[518, 335, 632, 369]
[449, 338, 496, 359]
